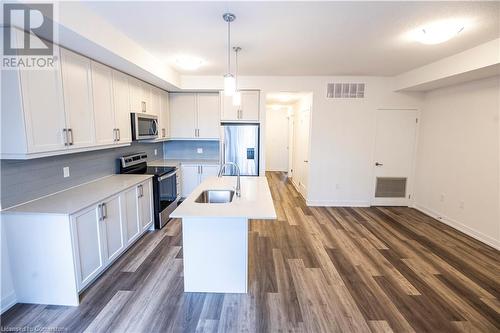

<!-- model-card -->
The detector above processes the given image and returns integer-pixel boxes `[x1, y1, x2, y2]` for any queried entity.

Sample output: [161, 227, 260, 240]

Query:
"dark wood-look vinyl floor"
[2, 172, 499, 332]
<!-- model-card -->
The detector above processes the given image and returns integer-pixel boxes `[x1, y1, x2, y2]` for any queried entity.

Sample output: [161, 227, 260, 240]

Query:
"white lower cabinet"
[71, 205, 106, 291]
[71, 179, 152, 292]
[181, 164, 220, 197]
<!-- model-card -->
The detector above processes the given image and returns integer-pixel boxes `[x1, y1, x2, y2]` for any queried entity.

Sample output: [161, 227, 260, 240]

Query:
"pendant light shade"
[223, 13, 236, 96]
[224, 74, 236, 96]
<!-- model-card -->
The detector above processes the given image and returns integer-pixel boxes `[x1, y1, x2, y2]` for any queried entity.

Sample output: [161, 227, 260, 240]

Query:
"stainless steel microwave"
[131, 113, 158, 140]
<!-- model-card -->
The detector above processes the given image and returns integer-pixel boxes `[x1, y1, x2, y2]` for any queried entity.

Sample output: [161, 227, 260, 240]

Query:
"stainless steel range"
[119, 153, 179, 229]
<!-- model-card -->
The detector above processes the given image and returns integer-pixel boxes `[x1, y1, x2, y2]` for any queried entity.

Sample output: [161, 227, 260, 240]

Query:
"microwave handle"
[151, 119, 159, 135]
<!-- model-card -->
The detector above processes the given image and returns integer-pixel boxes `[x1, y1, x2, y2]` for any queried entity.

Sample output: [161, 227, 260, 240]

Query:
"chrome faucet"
[218, 162, 241, 197]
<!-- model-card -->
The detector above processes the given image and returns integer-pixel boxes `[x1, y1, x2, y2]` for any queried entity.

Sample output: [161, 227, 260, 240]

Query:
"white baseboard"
[306, 199, 370, 207]
[1, 291, 17, 314]
[413, 204, 500, 250]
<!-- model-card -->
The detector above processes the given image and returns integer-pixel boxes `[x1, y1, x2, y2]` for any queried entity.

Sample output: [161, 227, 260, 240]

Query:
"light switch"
[197, 148, 203, 154]
[63, 167, 70, 178]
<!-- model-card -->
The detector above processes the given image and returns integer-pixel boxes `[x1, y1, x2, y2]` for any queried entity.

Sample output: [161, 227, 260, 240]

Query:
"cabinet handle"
[63, 128, 68, 146]
[138, 184, 142, 198]
[102, 203, 107, 220]
[162, 128, 166, 138]
[117, 128, 120, 141]
[98, 204, 103, 221]
[141, 101, 146, 113]
[113, 129, 116, 142]
[68, 128, 74, 145]
[200, 165, 203, 174]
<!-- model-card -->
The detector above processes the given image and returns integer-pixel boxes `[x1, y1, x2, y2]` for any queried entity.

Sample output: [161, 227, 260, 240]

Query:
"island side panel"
[182, 217, 248, 293]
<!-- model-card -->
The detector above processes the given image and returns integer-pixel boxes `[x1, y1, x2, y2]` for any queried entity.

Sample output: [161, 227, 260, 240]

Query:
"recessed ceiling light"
[175, 55, 204, 71]
[412, 19, 465, 45]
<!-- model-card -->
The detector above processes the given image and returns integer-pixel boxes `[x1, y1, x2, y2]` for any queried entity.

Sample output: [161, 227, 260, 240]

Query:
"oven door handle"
[158, 169, 178, 182]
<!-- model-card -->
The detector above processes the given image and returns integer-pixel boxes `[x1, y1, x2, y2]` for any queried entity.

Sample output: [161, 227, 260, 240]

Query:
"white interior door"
[372, 109, 418, 206]
[293, 108, 310, 198]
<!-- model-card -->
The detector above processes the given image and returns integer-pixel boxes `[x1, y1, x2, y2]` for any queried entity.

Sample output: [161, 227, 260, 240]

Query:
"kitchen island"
[171, 176, 276, 293]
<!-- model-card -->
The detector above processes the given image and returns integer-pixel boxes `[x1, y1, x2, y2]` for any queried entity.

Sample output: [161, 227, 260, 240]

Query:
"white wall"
[265, 107, 290, 172]
[414, 76, 500, 249]
[1, 221, 16, 313]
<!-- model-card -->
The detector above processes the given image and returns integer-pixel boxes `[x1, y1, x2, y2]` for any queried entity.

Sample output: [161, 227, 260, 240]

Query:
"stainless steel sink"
[195, 190, 235, 203]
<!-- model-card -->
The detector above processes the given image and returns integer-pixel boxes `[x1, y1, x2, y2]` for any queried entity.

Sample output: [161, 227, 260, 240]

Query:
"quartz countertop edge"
[2, 174, 153, 216]
[171, 176, 277, 220]
[148, 158, 220, 167]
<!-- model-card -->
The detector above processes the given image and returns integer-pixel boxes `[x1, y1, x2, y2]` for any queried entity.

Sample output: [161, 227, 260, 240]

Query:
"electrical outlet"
[63, 167, 70, 178]
[154, 149, 158, 156]
[197, 148, 203, 154]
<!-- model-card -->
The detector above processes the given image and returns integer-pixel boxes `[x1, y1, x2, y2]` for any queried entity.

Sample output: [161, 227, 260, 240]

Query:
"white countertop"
[170, 176, 277, 219]
[3, 174, 152, 215]
[149, 158, 220, 167]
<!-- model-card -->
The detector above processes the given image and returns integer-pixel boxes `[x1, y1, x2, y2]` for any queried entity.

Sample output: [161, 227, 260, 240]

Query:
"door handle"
[63, 128, 68, 146]
[304, 160, 308, 163]
[375, 162, 383, 166]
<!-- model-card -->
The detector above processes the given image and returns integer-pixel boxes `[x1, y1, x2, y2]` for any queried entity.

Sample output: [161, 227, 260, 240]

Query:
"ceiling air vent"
[327, 83, 365, 99]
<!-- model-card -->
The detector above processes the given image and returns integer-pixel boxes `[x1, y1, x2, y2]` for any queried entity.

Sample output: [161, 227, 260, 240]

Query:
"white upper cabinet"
[159, 91, 170, 139]
[170, 93, 197, 139]
[60, 48, 95, 148]
[221, 90, 260, 122]
[169, 93, 221, 139]
[197, 93, 220, 139]
[129, 78, 152, 114]
[91, 61, 115, 146]
[112, 70, 132, 143]
[151, 86, 161, 116]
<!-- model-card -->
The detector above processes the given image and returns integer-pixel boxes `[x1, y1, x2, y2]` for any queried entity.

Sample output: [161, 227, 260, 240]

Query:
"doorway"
[372, 109, 418, 206]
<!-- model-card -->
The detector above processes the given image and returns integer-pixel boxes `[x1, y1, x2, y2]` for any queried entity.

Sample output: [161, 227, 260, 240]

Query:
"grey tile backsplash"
[164, 140, 219, 160]
[1, 142, 164, 209]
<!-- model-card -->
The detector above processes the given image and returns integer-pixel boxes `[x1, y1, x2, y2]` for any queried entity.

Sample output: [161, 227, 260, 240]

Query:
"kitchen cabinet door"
[138, 180, 153, 231]
[91, 61, 115, 146]
[197, 93, 220, 139]
[220, 92, 239, 121]
[151, 86, 161, 116]
[112, 70, 132, 143]
[71, 205, 105, 290]
[159, 91, 170, 139]
[200, 164, 219, 182]
[141, 82, 152, 113]
[123, 186, 141, 245]
[170, 93, 197, 139]
[181, 165, 200, 197]
[18, 39, 67, 153]
[101, 195, 124, 263]
[129, 77, 143, 113]
[60, 48, 95, 148]
[240, 91, 260, 121]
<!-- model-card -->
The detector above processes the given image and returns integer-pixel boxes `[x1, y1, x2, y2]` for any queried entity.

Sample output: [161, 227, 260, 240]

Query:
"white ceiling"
[82, 1, 500, 76]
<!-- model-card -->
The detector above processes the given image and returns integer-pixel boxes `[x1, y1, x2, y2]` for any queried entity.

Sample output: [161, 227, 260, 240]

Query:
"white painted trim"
[413, 204, 500, 250]
[306, 199, 370, 207]
[1, 291, 17, 314]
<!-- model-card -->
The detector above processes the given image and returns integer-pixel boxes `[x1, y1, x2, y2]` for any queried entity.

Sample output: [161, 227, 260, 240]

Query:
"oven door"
[156, 170, 180, 228]
[132, 113, 158, 140]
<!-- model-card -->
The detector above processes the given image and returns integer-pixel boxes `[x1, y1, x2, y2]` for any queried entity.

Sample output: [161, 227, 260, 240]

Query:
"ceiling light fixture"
[232, 46, 242, 106]
[175, 55, 204, 71]
[413, 19, 465, 45]
[223, 13, 236, 96]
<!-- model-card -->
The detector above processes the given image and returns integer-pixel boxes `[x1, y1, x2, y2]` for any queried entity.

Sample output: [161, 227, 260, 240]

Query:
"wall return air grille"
[327, 83, 365, 99]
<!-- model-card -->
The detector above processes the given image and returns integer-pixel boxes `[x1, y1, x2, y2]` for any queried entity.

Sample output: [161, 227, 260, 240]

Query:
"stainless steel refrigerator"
[220, 123, 260, 176]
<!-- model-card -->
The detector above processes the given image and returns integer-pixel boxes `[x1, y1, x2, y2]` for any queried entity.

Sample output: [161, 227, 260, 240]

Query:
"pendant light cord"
[227, 20, 231, 75]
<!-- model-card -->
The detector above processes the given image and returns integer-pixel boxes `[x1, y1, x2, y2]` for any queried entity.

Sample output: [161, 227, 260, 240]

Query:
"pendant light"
[223, 13, 236, 96]
[232, 46, 242, 106]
